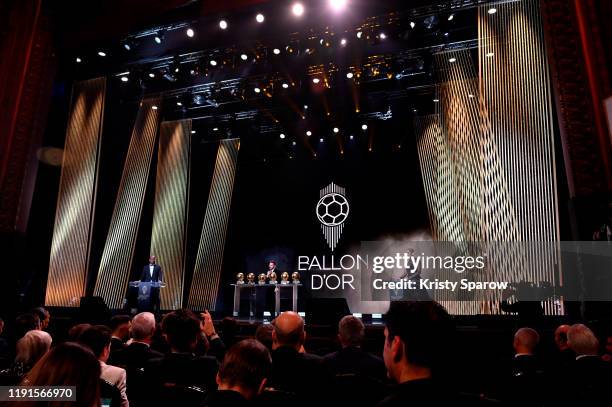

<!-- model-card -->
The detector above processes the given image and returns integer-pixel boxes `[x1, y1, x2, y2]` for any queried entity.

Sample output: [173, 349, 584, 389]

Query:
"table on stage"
[231, 283, 302, 317]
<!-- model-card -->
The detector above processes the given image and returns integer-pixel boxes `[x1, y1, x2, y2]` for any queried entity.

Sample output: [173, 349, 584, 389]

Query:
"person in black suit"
[146, 309, 218, 404]
[109, 315, 131, 356]
[111, 312, 162, 368]
[268, 311, 330, 405]
[323, 315, 386, 381]
[140, 256, 163, 312]
[202, 339, 271, 407]
[503, 327, 545, 407]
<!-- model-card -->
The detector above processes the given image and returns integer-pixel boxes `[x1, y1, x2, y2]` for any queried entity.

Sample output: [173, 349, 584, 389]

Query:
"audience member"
[11, 342, 101, 407]
[78, 325, 129, 407]
[0, 330, 52, 384]
[68, 323, 91, 341]
[219, 316, 239, 348]
[198, 310, 226, 361]
[109, 315, 131, 353]
[553, 324, 575, 365]
[203, 339, 271, 406]
[506, 327, 544, 406]
[31, 307, 51, 331]
[255, 324, 273, 351]
[14, 313, 41, 340]
[323, 315, 386, 381]
[376, 301, 454, 407]
[112, 312, 162, 368]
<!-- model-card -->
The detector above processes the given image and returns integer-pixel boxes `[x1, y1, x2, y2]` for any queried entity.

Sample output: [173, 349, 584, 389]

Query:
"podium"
[129, 281, 165, 312]
[231, 283, 301, 317]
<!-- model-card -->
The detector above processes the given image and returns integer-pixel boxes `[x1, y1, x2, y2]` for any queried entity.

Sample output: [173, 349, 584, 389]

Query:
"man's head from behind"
[272, 311, 305, 351]
[31, 307, 51, 330]
[78, 325, 112, 362]
[110, 315, 131, 342]
[383, 301, 453, 383]
[513, 327, 540, 355]
[554, 324, 570, 351]
[567, 323, 599, 356]
[161, 309, 201, 353]
[338, 315, 365, 348]
[217, 339, 272, 400]
[131, 312, 156, 343]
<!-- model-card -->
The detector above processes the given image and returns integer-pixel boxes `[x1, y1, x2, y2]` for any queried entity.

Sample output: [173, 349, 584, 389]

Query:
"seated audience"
[553, 324, 575, 365]
[219, 316, 239, 348]
[147, 309, 218, 389]
[0, 330, 52, 384]
[268, 311, 330, 403]
[506, 327, 544, 406]
[203, 339, 271, 406]
[110, 315, 131, 353]
[376, 301, 454, 406]
[12, 342, 101, 407]
[68, 323, 92, 341]
[323, 315, 386, 381]
[14, 313, 41, 340]
[111, 312, 162, 368]
[78, 325, 129, 407]
[255, 324, 274, 351]
[31, 307, 51, 331]
[198, 310, 226, 361]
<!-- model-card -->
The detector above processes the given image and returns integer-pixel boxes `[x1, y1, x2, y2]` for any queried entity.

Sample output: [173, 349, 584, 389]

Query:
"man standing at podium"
[140, 255, 163, 312]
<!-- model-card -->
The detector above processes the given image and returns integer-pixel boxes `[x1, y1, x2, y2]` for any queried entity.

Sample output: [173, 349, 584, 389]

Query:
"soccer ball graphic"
[316, 192, 349, 227]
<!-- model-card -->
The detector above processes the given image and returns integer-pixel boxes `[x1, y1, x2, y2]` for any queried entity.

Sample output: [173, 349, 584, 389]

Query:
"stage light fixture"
[292, 141, 297, 146]
[176, 101, 182, 106]
[488, 8, 497, 14]
[149, 72, 155, 78]
[486, 52, 494, 57]
[213, 127, 219, 131]
[410, 21, 416, 29]
[356, 31, 363, 39]
[210, 59, 217, 66]
[433, 98, 439, 102]
[333, 127, 339, 133]
[306, 130, 312, 136]
[361, 124, 367, 130]
[240, 53, 248, 60]
[123, 42, 131, 51]
[254, 87, 261, 93]
[186, 28, 195, 37]
[75, 57, 82, 63]
[256, 13, 265, 23]
[304, 104, 308, 109]
[292, 3, 304, 17]
[219, 20, 228, 29]
[340, 38, 347, 46]
[329, 0, 347, 12]
[282, 83, 289, 89]
[97, 51, 106, 57]
[320, 138, 324, 142]
[280, 133, 286, 139]
[449, 57, 457, 63]
[349, 135, 354, 140]
[154, 31, 164, 44]
[120, 76, 129, 82]
[191, 130, 196, 134]
[379, 32, 387, 39]
[346, 72, 353, 79]
[312, 77, 320, 84]
[152, 105, 158, 110]
[448, 14, 454, 21]
[273, 48, 281, 55]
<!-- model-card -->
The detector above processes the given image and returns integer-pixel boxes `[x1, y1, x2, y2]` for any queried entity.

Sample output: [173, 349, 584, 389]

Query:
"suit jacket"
[323, 346, 387, 381]
[110, 342, 163, 369]
[140, 264, 162, 282]
[100, 362, 129, 407]
[110, 337, 127, 355]
[147, 352, 218, 389]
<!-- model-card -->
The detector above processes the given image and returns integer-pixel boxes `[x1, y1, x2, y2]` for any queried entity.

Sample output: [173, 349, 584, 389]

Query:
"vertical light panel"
[150, 120, 191, 310]
[45, 77, 106, 307]
[188, 139, 240, 310]
[93, 98, 160, 309]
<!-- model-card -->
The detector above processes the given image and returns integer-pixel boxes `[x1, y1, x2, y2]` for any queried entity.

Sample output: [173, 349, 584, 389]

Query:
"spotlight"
[191, 130, 196, 134]
[282, 83, 289, 89]
[356, 31, 363, 39]
[280, 133, 286, 139]
[448, 14, 454, 21]
[488, 8, 497, 14]
[379, 32, 387, 39]
[319, 38, 325, 46]
[149, 72, 155, 78]
[361, 124, 368, 130]
[346, 72, 354, 79]
[240, 53, 248, 60]
[210, 60, 217, 66]
[75, 57, 82, 63]
[304, 104, 308, 109]
[292, 141, 297, 146]
[333, 127, 339, 133]
[410, 21, 416, 29]
[449, 57, 457, 63]
[486, 52, 494, 57]
[329, 0, 348, 12]
[154, 31, 164, 44]
[152, 105, 158, 110]
[176, 101, 182, 106]
[306, 131, 312, 136]
[413, 109, 417, 113]
[433, 98, 439, 102]
[186, 28, 195, 37]
[256, 13, 265, 23]
[292, 3, 304, 17]
[350, 135, 354, 140]
[312, 77, 320, 84]
[320, 138, 324, 142]
[120, 76, 129, 82]
[219, 20, 228, 29]
[122, 41, 131, 51]
[97, 51, 106, 57]
[273, 48, 281, 55]
[213, 127, 219, 131]
[254, 87, 261, 93]
[340, 38, 347, 46]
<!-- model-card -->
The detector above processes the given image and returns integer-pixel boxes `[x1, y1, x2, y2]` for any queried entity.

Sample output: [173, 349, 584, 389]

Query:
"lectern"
[129, 281, 165, 312]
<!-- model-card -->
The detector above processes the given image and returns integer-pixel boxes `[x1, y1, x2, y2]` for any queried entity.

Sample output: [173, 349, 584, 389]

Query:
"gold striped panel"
[150, 120, 191, 310]
[45, 77, 106, 307]
[188, 139, 240, 310]
[93, 98, 161, 309]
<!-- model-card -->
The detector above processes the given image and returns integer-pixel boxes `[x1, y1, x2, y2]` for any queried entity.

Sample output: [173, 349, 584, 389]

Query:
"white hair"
[567, 324, 599, 356]
[16, 330, 52, 365]
[130, 312, 156, 341]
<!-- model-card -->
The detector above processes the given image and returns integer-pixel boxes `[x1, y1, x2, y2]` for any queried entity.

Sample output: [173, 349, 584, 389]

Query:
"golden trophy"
[247, 272, 256, 284]
[269, 271, 278, 284]
[236, 272, 245, 284]
[280, 271, 290, 284]
[291, 271, 300, 284]
[258, 273, 267, 285]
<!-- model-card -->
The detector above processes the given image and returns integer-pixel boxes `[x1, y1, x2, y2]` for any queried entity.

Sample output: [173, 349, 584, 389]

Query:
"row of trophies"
[236, 271, 301, 285]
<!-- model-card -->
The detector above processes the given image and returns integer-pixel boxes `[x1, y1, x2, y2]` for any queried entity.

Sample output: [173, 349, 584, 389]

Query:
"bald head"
[567, 324, 599, 356]
[131, 312, 156, 342]
[272, 311, 305, 350]
[513, 327, 539, 355]
[555, 324, 570, 351]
